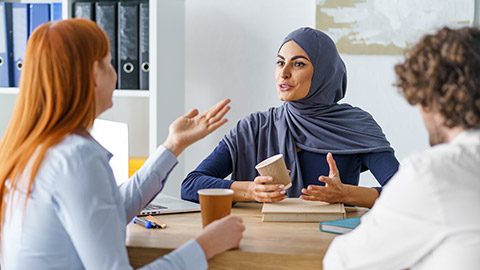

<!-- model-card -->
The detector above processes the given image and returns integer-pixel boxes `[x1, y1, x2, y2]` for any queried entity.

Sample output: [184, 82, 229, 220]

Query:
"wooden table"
[126, 203, 367, 269]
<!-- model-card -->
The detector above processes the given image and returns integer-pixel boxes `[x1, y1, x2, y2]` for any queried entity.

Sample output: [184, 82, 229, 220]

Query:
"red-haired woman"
[0, 19, 243, 269]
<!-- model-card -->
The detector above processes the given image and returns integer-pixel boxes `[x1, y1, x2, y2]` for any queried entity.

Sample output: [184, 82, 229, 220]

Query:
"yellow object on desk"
[129, 157, 147, 177]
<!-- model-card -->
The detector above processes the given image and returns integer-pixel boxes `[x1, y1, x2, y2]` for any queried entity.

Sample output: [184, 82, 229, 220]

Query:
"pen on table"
[132, 216, 158, 229]
[146, 215, 167, 229]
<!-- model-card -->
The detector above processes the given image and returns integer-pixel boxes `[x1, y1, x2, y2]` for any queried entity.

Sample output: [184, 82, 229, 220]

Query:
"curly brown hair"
[395, 27, 480, 128]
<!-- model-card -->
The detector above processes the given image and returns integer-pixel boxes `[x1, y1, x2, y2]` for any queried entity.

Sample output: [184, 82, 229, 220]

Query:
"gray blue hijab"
[223, 27, 393, 197]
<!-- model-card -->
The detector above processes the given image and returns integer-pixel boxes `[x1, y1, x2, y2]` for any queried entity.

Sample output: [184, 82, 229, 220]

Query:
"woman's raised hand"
[300, 152, 346, 203]
[163, 99, 231, 157]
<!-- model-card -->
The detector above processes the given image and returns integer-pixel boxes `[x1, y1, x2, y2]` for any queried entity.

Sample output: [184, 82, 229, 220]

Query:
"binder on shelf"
[73, 2, 94, 20]
[51, 3, 62, 21]
[12, 3, 29, 87]
[139, 2, 149, 90]
[0, 2, 13, 87]
[29, 4, 50, 35]
[95, 2, 117, 72]
[118, 2, 139, 89]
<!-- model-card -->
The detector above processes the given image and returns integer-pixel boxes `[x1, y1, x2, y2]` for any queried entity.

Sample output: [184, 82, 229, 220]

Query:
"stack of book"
[262, 198, 346, 222]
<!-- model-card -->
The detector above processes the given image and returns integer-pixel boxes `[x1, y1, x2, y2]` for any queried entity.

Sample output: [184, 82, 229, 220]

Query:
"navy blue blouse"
[181, 140, 399, 202]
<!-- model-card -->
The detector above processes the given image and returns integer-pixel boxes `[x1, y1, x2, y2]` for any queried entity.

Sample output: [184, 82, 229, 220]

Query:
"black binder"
[95, 2, 116, 72]
[73, 2, 93, 20]
[139, 2, 148, 90]
[117, 2, 138, 89]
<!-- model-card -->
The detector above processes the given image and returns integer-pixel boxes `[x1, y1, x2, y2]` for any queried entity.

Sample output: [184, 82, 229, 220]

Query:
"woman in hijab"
[181, 27, 399, 208]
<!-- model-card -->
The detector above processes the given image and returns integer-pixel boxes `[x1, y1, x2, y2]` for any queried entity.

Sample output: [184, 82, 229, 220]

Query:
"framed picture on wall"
[316, 0, 475, 55]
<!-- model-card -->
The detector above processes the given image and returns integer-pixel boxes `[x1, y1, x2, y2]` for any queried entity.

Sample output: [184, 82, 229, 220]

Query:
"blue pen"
[132, 216, 157, 229]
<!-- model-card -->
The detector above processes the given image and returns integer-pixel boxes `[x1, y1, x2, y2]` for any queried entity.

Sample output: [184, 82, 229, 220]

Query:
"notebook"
[138, 193, 200, 216]
[319, 216, 361, 234]
[262, 198, 346, 222]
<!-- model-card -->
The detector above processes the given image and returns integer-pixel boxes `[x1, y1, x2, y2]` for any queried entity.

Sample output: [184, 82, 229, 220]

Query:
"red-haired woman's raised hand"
[163, 99, 231, 157]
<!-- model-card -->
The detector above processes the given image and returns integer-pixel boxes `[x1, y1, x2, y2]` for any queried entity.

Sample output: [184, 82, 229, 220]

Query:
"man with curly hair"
[323, 27, 480, 270]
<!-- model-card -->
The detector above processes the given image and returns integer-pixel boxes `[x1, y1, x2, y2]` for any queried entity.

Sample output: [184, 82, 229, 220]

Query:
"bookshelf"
[0, 0, 185, 157]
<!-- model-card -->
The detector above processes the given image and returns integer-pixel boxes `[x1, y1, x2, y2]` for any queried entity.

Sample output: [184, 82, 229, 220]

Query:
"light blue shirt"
[2, 134, 208, 269]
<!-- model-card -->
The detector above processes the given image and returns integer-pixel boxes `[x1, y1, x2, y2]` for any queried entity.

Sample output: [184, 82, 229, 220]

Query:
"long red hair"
[0, 19, 110, 238]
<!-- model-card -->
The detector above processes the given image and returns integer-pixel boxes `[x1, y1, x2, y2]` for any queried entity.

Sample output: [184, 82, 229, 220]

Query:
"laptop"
[91, 119, 200, 215]
[138, 193, 200, 216]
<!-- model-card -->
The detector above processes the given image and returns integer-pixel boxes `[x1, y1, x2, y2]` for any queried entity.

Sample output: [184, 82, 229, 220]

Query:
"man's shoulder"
[402, 137, 480, 179]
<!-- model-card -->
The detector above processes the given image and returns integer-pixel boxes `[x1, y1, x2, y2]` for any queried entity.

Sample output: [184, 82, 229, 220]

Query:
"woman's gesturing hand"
[163, 99, 231, 156]
[300, 152, 347, 203]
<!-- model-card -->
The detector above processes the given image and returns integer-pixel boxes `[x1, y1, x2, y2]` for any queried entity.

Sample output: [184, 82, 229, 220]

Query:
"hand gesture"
[163, 99, 231, 156]
[300, 153, 346, 203]
[248, 176, 287, 203]
[195, 215, 245, 259]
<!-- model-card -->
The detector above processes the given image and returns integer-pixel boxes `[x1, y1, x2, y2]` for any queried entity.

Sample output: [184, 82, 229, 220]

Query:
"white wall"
[98, 96, 149, 157]
[340, 55, 428, 186]
[181, 0, 429, 193]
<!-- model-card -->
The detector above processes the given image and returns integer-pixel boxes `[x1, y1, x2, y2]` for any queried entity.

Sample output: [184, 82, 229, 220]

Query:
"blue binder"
[29, 4, 50, 35]
[12, 3, 29, 87]
[0, 2, 13, 87]
[51, 3, 62, 21]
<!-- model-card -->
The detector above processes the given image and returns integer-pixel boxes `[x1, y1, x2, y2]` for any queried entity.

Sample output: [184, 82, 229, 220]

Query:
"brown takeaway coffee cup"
[197, 189, 234, 228]
[255, 154, 292, 190]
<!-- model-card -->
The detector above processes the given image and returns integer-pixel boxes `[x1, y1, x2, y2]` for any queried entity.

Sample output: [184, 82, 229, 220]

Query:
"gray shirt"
[2, 134, 207, 269]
